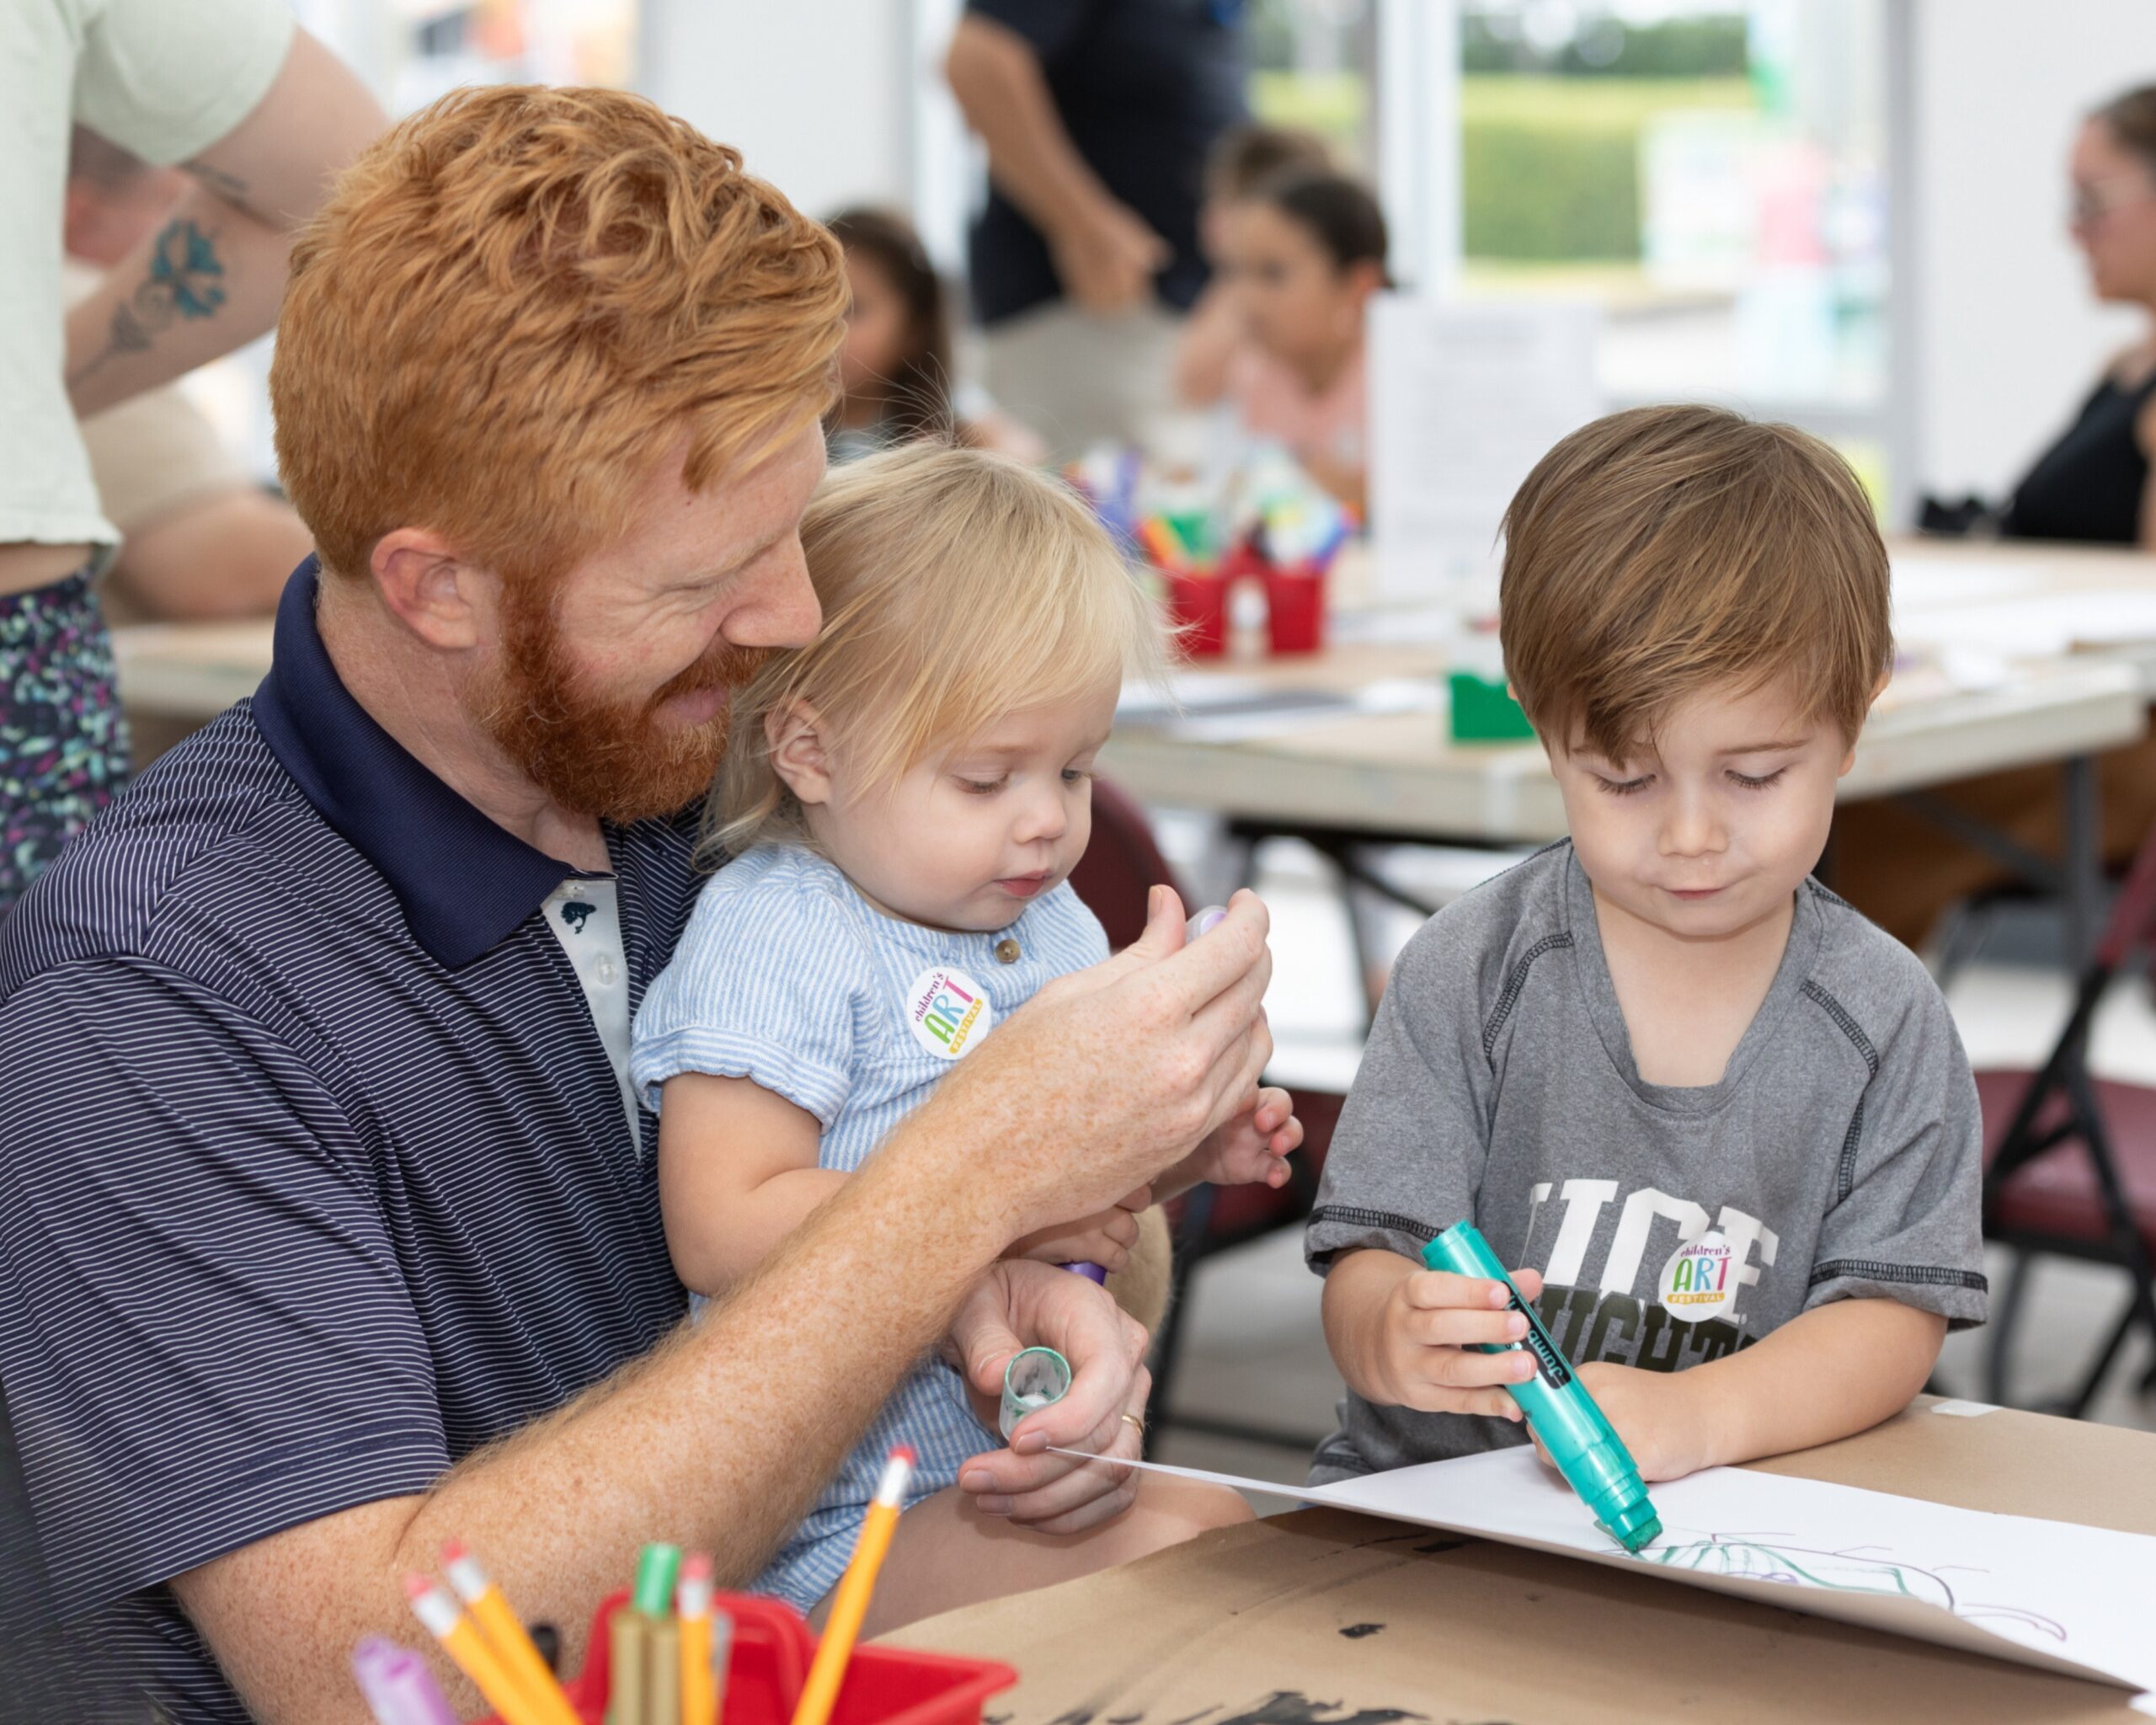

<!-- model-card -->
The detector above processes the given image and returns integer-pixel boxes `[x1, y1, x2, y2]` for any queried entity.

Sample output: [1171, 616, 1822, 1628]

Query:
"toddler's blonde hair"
[709, 442, 1162, 859]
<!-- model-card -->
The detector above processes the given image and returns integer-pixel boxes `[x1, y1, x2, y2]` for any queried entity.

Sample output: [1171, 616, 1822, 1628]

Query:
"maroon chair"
[1977, 817, 2156, 1416]
[1070, 779, 1342, 1452]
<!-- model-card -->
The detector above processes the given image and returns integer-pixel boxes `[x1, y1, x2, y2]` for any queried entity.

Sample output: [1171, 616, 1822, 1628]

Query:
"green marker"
[632, 1542, 681, 1617]
[1423, 1220, 1662, 1553]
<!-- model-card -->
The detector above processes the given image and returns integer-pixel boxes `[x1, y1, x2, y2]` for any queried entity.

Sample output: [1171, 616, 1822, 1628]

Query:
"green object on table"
[632, 1542, 680, 1616]
[1162, 508, 1215, 563]
[1449, 670, 1537, 742]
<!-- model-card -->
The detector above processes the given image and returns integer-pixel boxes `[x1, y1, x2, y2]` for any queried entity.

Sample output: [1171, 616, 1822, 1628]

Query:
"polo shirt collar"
[253, 558, 588, 969]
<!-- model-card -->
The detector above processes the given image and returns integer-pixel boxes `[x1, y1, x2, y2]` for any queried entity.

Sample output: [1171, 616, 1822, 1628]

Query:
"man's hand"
[1049, 200, 1170, 313]
[943, 1260, 1150, 1535]
[1008, 1187, 1150, 1274]
[928, 886, 1273, 1243]
[1171, 1087, 1299, 1194]
[1531, 1362, 1713, 1484]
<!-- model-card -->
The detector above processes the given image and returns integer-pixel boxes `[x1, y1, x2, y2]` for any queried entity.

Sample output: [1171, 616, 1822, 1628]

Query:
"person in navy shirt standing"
[0, 85, 1277, 1725]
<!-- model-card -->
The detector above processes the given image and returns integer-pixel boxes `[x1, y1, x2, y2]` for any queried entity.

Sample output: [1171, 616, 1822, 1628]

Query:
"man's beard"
[478, 583, 769, 825]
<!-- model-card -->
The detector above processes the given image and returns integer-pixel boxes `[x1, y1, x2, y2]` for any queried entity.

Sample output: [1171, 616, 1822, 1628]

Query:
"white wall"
[638, 0, 914, 223]
[1912, 0, 2156, 499]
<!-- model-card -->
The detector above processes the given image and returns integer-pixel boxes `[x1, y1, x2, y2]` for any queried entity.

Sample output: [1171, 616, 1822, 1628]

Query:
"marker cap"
[632, 1543, 681, 1617]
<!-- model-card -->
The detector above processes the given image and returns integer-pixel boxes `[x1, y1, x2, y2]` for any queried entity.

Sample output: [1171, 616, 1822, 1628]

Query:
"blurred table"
[108, 539, 2156, 960]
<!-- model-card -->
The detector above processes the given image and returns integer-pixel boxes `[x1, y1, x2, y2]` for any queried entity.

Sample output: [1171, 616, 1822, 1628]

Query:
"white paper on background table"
[1367, 296, 1603, 606]
[1068, 1445, 2156, 1697]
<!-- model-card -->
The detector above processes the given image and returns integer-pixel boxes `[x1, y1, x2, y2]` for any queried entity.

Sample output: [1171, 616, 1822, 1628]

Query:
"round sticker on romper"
[1658, 1229, 1737, 1322]
[905, 964, 994, 1060]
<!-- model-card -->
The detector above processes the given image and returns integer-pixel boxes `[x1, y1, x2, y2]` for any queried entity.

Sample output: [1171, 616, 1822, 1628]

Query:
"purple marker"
[352, 1636, 459, 1725]
[1066, 905, 1234, 1283]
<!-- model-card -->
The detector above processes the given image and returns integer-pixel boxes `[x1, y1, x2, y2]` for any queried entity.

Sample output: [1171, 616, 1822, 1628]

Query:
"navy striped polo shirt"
[0, 563, 701, 1723]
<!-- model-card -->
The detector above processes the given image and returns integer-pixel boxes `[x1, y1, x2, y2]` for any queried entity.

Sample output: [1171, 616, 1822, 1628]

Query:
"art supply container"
[1446, 627, 1534, 742]
[1162, 571, 1230, 659]
[998, 1346, 1074, 1439]
[1263, 562, 1326, 655]
[1422, 1221, 1662, 1553]
[470, 1591, 1013, 1725]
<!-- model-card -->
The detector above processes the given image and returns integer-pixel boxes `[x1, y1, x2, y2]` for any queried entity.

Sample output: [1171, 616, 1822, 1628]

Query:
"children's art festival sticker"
[1658, 1230, 1737, 1322]
[906, 965, 993, 1060]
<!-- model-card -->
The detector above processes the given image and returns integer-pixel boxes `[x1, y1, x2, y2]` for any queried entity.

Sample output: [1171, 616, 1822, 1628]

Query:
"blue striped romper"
[629, 842, 1110, 1611]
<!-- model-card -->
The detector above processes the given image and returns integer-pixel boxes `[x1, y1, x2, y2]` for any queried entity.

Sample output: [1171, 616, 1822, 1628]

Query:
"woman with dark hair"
[1187, 168, 1390, 511]
[823, 207, 1043, 463]
[2004, 86, 2156, 545]
[1832, 86, 2156, 952]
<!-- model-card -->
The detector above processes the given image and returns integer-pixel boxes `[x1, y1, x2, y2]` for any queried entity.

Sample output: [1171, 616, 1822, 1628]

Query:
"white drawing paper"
[1072, 1445, 2156, 1697]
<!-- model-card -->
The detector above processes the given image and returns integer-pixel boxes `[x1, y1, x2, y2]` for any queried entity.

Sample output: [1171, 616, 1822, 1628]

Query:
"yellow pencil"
[677, 1553, 715, 1725]
[442, 1542, 583, 1725]
[788, 1445, 914, 1725]
[406, 1574, 545, 1725]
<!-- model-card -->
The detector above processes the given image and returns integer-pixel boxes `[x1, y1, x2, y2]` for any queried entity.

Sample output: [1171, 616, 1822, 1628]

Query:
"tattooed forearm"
[67, 219, 228, 390]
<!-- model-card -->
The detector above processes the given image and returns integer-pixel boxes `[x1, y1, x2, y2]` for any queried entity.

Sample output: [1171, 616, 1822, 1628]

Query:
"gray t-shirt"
[1305, 841, 1988, 1484]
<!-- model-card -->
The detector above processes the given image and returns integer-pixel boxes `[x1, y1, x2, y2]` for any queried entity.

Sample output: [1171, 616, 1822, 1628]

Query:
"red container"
[478, 1590, 1015, 1725]
[1162, 571, 1230, 659]
[1263, 562, 1326, 654]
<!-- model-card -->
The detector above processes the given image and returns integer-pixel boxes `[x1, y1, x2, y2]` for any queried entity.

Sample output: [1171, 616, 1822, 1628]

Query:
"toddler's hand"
[1529, 1361, 1713, 1485]
[1373, 1267, 1545, 1419]
[1182, 1086, 1299, 1189]
[1008, 1187, 1151, 1275]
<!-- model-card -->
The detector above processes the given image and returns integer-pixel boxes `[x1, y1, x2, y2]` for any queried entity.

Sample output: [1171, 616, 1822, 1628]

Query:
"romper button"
[995, 937, 1022, 964]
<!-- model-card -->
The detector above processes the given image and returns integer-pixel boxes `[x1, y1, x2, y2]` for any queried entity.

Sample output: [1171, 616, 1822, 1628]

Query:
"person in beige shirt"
[63, 130, 312, 628]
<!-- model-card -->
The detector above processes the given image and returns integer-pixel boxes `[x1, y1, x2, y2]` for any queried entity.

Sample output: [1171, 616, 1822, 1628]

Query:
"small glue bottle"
[1422, 1220, 1662, 1552]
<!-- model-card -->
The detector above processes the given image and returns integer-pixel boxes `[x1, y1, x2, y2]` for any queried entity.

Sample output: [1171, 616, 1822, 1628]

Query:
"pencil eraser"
[401, 1572, 435, 1600]
[439, 1539, 467, 1565]
[681, 1551, 713, 1582]
[891, 1444, 918, 1466]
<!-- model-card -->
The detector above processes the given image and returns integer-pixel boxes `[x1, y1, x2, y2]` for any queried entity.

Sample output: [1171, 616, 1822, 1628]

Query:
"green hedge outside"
[1464, 120, 1640, 260]
[1460, 76, 1755, 264]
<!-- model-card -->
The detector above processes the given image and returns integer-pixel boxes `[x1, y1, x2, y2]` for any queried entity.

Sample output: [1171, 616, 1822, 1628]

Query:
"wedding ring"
[1121, 1412, 1146, 1433]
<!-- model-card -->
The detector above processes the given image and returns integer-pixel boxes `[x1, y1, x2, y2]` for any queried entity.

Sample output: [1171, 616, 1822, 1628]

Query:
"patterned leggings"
[1, 569, 128, 911]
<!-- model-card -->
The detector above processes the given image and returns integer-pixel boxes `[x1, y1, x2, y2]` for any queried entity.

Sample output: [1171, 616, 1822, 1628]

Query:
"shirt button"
[995, 937, 1021, 964]
[566, 882, 587, 900]
[595, 958, 618, 985]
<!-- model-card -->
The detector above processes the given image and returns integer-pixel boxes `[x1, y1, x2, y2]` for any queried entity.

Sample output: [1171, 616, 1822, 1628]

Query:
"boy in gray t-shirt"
[1308, 406, 1988, 1487]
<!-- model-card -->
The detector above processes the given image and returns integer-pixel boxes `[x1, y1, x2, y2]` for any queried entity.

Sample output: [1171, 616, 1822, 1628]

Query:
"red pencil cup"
[475, 1590, 1015, 1725]
[1162, 571, 1230, 659]
[1263, 562, 1326, 655]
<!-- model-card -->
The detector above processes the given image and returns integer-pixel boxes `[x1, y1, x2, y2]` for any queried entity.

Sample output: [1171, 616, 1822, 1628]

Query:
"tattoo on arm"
[67, 219, 227, 390]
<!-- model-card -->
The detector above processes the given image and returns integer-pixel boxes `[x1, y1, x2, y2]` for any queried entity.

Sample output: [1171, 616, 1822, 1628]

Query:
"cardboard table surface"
[879, 1402, 2156, 1722]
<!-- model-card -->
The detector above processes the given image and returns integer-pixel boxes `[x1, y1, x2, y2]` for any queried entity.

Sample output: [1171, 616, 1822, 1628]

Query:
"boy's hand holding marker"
[1531, 1362, 1707, 1486]
[1326, 1252, 1549, 1423]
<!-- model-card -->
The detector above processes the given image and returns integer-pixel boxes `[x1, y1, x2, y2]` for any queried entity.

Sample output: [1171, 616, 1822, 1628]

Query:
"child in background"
[1191, 170, 1388, 514]
[1306, 406, 1987, 1489]
[824, 207, 1042, 464]
[632, 444, 1300, 1626]
[1175, 123, 1333, 408]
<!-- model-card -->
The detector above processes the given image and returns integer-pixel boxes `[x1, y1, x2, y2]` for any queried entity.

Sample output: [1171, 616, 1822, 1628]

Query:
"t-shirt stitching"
[1481, 932, 1574, 1060]
[1809, 1258, 1990, 1293]
[1798, 977, 1880, 1202]
[1309, 1202, 1444, 1251]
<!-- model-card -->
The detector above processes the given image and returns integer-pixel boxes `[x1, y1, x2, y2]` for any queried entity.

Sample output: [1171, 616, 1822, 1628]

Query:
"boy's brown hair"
[1499, 404, 1891, 761]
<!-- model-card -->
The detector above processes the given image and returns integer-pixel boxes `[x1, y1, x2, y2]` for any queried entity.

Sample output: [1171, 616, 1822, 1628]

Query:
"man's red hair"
[272, 83, 846, 583]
